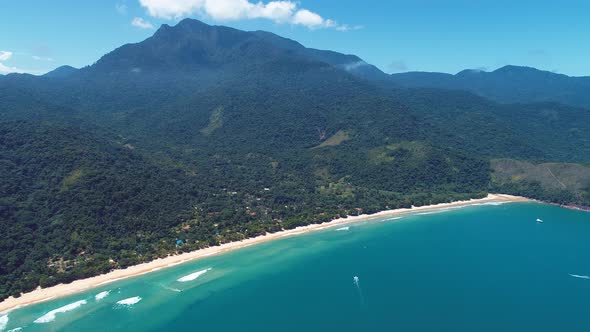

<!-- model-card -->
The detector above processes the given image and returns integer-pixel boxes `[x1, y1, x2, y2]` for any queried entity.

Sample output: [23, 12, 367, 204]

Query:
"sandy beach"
[0, 193, 528, 313]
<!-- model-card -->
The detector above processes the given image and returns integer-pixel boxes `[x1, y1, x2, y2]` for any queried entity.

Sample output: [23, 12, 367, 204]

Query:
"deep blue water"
[2, 202, 590, 331]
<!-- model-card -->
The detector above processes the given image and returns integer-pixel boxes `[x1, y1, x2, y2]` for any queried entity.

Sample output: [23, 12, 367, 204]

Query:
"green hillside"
[1, 19, 589, 301]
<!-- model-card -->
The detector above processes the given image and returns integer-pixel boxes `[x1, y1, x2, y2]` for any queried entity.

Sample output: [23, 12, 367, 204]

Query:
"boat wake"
[569, 274, 590, 280]
[34, 300, 87, 324]
[116, 296, 142, 306]
[95, 290, 111, 301]
[177, 268, 212, 282]
[353, 276, 365, 306]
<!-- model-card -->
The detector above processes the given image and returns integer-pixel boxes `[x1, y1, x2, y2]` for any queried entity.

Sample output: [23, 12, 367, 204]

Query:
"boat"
[536, 218, 543, 223]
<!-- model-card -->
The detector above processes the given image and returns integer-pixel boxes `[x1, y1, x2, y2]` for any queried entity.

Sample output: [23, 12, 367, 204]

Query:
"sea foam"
[95, 290, 111, 301]
[7, 328, 22, 332]
[177, 268, 212, 282]
[116, 296, 142, 306]
[0, 315, 8, 331]
[473, 202, 507, 206]
[34, 300, 87, 324]
[415, 211, 444, 215]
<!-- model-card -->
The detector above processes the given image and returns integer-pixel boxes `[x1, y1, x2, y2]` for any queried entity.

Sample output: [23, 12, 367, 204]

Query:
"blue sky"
[1, 0, 589, 75]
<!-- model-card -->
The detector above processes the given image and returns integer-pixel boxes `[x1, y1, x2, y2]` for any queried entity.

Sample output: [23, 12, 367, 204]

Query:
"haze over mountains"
[10, 18, 590, 110]
[1, 19, 589, 301]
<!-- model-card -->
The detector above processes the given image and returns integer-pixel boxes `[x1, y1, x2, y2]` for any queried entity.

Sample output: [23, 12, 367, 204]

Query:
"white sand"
[0, 194, 528, 313]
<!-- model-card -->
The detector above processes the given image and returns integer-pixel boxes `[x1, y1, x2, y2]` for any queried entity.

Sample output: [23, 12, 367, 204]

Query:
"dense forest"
[1, 18, 589, 301]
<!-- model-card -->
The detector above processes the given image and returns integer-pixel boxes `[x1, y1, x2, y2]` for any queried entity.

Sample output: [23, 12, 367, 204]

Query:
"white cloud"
[292, 9, 323, 28]
[0, 51, 12, 61]
[336, 24, 363, 32]
[0, 62, 29, 74]
[116, 3, 128, 15]
[32, 55, 54, 62]
[387, 60, 408, 73]
[138, 0, 355, 30]
[139, 0, 204, 19]
[203, 0, 296, 22]
[132, 17, 155, 29]
[343, 60, 368, 71]
[0, 63, 17, 74]
[0, 50, 44, 74]
[0, 51, 19, 74]
[255, 1, 296, 23]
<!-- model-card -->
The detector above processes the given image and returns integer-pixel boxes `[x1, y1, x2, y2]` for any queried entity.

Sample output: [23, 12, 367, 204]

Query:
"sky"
[1, 0, 590, 76]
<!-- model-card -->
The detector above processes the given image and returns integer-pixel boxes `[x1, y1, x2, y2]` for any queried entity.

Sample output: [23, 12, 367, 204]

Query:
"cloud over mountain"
[132, 17, 155, 29]
[138, 0, 353, 30]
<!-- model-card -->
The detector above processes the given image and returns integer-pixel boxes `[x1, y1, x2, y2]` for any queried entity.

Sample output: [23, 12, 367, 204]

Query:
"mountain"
[1, 19, 589, 301]
[43, 65, 78, 78]
[85, 18, 388, 81]
[391, 65, 590, 108]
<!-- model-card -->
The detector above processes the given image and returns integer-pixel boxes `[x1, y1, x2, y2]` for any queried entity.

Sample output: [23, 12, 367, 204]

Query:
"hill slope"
[1, 19, 589, 301]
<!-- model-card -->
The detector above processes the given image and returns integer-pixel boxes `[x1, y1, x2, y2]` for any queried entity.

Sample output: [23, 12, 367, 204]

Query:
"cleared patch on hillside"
[491, 159, 590, 191]
[368, 141, 428, 165]
[200, 106, 224, 136]
[61, 169, 84, 192]
[317, 176, 355, 199]
[312, 130, 350, 149]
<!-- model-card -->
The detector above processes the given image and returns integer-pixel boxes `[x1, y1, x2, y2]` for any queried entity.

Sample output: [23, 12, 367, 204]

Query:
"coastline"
[0, 193, 528, 313]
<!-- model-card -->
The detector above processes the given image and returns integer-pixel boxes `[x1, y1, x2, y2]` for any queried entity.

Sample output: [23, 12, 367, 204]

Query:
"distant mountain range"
[1, 18, 589, 301]
[14, 18, 590, 108]
[391, 66, 590, 108]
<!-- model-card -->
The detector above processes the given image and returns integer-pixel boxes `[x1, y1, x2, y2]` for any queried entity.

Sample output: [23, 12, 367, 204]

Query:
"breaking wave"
[0, 315, 8, 331]
[415, 206, 466, 215]
[34, 300, 87, 324]
[336, 227, 349, 231]
[116, 296, 142, 306]
[160, 284, 182, 292]
[178, 268, 212, 282]
[472, 202, 507, 206]
[415, 211, 445, 215]
[95, 290, 111, 301]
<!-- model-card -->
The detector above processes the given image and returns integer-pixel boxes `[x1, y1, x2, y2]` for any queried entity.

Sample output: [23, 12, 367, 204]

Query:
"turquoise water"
[2, 202, 590, 331]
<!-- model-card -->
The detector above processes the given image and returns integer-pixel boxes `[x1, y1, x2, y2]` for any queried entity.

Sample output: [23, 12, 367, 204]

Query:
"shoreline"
[0, 193, 528, 313]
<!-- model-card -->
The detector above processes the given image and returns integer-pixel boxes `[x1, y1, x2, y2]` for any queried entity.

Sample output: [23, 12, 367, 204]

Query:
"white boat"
[536, 218, 543, 223]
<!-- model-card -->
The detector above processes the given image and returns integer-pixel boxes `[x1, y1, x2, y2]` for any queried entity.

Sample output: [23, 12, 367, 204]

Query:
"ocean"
[2, 202, 590, 331]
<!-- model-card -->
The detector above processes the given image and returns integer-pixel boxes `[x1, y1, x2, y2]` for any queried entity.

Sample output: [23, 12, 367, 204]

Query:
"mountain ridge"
[80, 18, 387, 81]
[391, 65, 590, 108]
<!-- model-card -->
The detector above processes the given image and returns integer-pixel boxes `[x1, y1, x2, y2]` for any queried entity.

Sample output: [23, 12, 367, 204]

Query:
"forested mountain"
[390, 66, 590, 108]
[83, 18, 387, 81]
[43, 65, 78, 78]
[1, 19, 589, 301]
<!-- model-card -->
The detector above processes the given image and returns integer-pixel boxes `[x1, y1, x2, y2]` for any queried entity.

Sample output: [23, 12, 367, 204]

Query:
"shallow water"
[2, 202, 590, 331]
